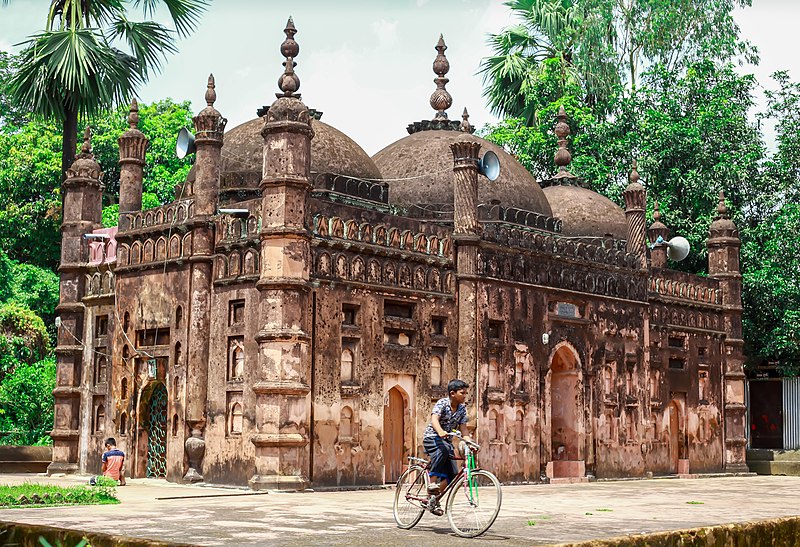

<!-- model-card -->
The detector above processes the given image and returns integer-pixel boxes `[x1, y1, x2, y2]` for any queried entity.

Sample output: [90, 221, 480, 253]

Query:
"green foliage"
[0, 302, 51, 376]
[0, 357, 56, 445]
[102, 192, 160, 228]
[8, 262, 60, 329]
[0, 480, 118, 507]
[91, 99, 194, 204]
[481, 0, 756, 123]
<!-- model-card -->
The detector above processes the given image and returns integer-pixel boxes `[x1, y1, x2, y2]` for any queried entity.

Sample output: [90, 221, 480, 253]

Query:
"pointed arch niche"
[547, 342, 586, 480]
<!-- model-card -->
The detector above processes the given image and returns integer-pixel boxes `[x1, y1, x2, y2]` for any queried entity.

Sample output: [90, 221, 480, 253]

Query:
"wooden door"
[668, 402, 680, 474]
[383, 387, 405, 483]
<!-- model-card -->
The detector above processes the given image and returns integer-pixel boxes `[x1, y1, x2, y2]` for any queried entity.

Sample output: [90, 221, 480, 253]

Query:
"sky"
[1, 0, 799, 155]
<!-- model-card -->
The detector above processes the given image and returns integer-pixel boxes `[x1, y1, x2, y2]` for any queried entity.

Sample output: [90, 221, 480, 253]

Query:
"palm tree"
[4, 0, 208, 181]
[479, 0, 618, 126]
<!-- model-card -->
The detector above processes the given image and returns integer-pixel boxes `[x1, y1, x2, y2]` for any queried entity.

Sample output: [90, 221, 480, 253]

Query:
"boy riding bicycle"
[423, 379, 472, 514]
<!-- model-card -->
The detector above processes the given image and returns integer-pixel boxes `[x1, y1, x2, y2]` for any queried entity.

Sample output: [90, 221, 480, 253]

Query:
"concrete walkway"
[1, 473, 799, 546]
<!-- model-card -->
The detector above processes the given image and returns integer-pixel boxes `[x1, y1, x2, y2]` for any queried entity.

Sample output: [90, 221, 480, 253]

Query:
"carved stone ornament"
[183, 424, 206, 483]
[65, 126, 103, 183]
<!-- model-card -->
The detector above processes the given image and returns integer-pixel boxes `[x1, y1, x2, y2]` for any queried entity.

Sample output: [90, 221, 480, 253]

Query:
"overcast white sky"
[1, 0, 799, 155]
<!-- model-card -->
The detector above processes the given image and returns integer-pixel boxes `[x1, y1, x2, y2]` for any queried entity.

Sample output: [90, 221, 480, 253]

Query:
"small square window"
[431, 317, 445, 336]
[95, 315, 109, 337]
[668, 358, 686, 370]
[342, 304, 359, 326]
[488, 321, 503, 340]
[698, 347, 707, 357]
[668, 336, 685, 348]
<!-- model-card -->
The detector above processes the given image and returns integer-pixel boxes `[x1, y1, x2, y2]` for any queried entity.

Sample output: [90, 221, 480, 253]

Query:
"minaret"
[707, 192, 747, 472]
[183, 74, 226, 483]
[117, 99, 148, 225]
[623, 160, 646, 263]
[250, 17, 314, 491]
[49, 127, 103, 475]
[647, 201, 669, 269]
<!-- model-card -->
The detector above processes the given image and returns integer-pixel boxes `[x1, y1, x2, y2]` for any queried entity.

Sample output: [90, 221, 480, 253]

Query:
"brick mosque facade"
[48, 20, 748, 489]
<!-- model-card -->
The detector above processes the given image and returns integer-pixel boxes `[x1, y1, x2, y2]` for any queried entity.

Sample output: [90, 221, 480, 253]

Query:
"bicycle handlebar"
[447, 431, 481, 451]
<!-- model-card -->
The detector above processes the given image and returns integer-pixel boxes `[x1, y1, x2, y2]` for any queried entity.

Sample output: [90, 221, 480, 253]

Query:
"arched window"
[488, 358, 499, 388]
[230, 403, 243, 434]
[515, 410, 524, 441]
[341, 348, 354, 383]
[119, 412, 127, 436]
[489, 409, 500, 441]
[123, 311, 130, 332]
[430, 355, 442, 387]
[122, 344, 130, 359]
[172, 414, 179, 437]
[515, 361, 524, 391]
[340, 406, 353, 439]
[649, 370, 660, 399]
[604, 366, 614, 395]
[175, 306, 183, 328]
[96, 356, 107, 384]
[174, 342, 182, 367]
[121, 377, 128, 400]
[94, 404, 105, 434]
[229, 341, 245, 381]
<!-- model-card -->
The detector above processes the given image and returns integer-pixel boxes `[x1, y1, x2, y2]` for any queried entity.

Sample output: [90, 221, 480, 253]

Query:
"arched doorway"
[140, 382, 168, 478]
[549, 344, 584, 479]
[383, 386, 406, 483]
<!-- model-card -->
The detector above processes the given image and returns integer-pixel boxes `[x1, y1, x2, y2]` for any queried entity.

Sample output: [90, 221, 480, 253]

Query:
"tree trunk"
[60, 104, 79, 223]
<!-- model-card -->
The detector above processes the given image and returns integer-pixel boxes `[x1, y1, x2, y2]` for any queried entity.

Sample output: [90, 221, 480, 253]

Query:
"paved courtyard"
[1, 474, 799, 546]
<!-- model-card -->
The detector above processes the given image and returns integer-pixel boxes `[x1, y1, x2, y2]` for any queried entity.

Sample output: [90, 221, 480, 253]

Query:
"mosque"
[48, 19, 747, 489]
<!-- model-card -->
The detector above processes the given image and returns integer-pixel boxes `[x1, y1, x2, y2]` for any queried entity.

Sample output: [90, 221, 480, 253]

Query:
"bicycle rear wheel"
[393, 465, 429, 529]
[445, 469, 502, 538]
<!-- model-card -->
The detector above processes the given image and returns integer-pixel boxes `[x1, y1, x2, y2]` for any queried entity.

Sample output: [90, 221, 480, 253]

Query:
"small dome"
[543, 184, 627, 240]
[372, 130, 552, 217]
[186, 117, 382, 186]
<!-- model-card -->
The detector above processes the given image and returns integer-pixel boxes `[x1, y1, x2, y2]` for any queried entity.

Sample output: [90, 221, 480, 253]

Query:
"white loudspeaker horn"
[665, 236, 690, 261]
[176, 127, 196, 159]
[479, 150, 501, 181]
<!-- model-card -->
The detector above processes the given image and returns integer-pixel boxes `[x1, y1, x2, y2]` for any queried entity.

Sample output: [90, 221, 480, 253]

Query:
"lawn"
[0, 480, 119, 508]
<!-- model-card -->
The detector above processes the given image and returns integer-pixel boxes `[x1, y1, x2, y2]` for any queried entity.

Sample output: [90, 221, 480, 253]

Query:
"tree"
[4, 0, 207, 184]
[480, 0, 756, 124]
[0, 357, 56, 445]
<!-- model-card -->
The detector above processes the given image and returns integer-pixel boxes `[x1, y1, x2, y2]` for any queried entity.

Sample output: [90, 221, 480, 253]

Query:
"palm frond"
[109, 18, 177, 77]
[133, 0, 209, 38]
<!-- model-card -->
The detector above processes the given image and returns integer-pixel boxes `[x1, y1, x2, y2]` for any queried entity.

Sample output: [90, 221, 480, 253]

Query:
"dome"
[372, 130, 552, 217]
[543, 184, 627, 240]
[186, 117, 382, 187]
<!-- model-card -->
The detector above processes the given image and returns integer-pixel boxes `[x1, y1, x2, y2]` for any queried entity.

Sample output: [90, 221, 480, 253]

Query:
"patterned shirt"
[424, 397, 468, 439]
[102, 448, 125, 480]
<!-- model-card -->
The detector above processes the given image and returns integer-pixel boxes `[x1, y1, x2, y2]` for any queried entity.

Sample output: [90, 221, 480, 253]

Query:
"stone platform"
[1, 473, 799, 546]
[747, 449, 800, 476]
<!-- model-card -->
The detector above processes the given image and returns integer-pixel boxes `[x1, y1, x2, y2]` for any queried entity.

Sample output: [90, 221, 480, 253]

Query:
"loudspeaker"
[176, 128, 196, 159]
[478, 151, 500, 181]
[665, 236, 690, 261]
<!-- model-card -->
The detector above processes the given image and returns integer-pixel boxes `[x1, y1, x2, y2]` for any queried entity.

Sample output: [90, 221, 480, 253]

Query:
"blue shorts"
[423, 435, 457, 482]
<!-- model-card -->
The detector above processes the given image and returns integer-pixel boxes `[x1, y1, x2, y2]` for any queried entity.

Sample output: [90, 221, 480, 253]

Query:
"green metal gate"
[145, 383, 168, 478]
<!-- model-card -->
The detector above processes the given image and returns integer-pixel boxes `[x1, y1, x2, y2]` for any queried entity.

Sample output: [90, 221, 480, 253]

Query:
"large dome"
[372, 130, 552, 217]
[186, 117, 382, 187]
[543, 184, 627, 240]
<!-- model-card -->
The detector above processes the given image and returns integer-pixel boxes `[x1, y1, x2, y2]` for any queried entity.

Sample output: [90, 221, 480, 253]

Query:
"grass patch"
[0, 481, 119, 508]
[686, 501, 705, 505]
[595, 508, 613, 512]
[526, 515, 552, 525]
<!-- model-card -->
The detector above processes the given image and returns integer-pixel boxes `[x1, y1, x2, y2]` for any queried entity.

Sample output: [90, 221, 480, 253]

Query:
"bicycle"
[392, 432, 502, 538]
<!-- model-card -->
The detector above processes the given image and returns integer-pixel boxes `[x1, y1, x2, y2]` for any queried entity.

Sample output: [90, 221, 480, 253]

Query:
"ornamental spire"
[277, 17, 301, 98]
[653, 200, 662, 222]
[553, 106, 574, 178]
[205, 74, 217, 107]
[629, 159, 640, 184]
[429, 34, 453, 121]
[80, 126, 92, 157]
[716, 190, 728, 219]
[460, 107, 472, 133]
[127, 99, 140, 130]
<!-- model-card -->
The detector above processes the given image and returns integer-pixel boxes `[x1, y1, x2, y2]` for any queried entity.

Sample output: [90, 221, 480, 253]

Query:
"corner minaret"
[49, 127, 103, 475]
[117, 99, 148, 223]
[623, 160, 646, 262]
[647, 201, 669, 268]
[251, 17, 314, 491]
[183, 74, 226, 483]
[707, 191, 747, 472]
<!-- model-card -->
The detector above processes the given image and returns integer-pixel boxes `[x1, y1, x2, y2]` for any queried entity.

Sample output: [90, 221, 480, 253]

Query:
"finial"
[553, 106, 573, 175]
[127, 99, 140, 129]
[653, 200, 661, 222]
[205, 74, 216, 106]
[629, 159, 640, 184]
[429, 34, 453, 121]
[460, 107, 472, 132]
[717, 190, 728, 218]
[277, 17, 301, 98]
[80, 126, 92, 155]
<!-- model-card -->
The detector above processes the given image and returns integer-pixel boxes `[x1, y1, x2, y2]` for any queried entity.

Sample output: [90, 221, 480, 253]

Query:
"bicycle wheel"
[393, 465, 429, 529]
[445, 469, 502, 538]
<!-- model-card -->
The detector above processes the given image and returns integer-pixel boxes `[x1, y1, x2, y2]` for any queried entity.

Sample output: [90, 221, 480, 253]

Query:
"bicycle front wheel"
[445, 469, 502, 538]
[393, 465, 429, 529]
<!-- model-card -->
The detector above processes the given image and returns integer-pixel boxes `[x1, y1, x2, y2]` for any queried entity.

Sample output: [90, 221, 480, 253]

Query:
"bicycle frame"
[404, 438, 482, 507]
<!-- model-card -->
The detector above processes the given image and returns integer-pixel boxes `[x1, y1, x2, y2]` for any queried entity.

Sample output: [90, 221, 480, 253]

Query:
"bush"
[0, 357, 56, 445]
